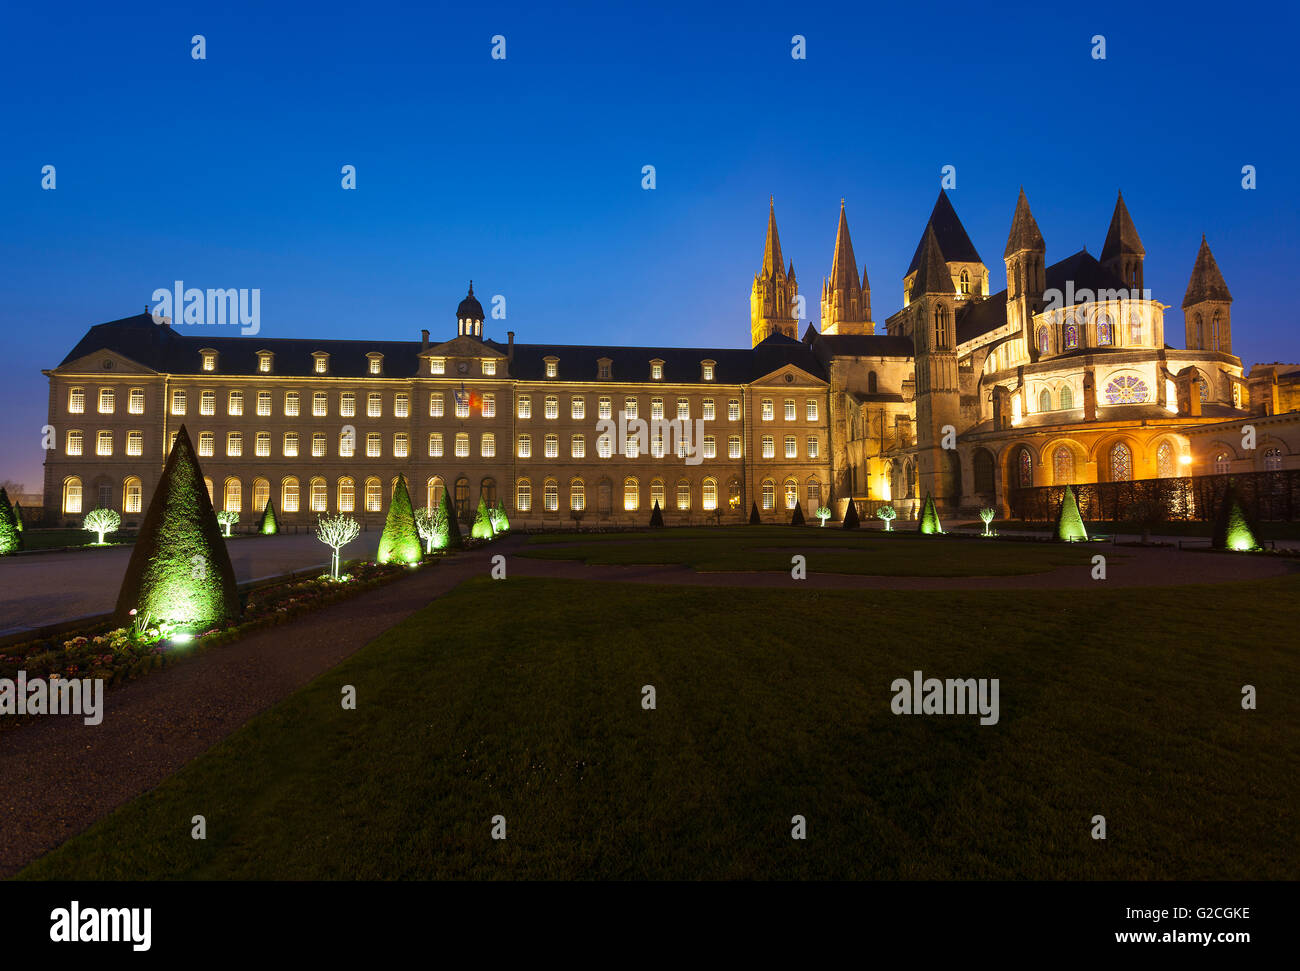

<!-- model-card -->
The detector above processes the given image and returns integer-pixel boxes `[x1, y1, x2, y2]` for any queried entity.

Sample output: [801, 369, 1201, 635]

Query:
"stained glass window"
[1198, 377, 1209, 402]
[1157, 442, 1175, 478]
[1104, 375, 1149, 404]
[1065, 323, 1079, 348]
[1053, 446, 1074, 484]
[1109, 442, 1132, 481]
[1039, 388, 1051, 413]
[1018, 449, 1033, 488]
[1037, 325, 1049, 353]
[1096, 313, 1112, 345]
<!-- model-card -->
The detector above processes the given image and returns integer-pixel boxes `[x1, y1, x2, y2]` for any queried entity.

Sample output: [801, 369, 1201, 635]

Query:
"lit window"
[284, 392, 300, 417]
[703, 399, 715, 420]
[171, 390, 187, 415]
[395, 393, 409, 418]
[124, 478, 142, 513]
[455, 393, 470, 418]
[257, 391, 271, 416]
[762, 436, 774, 459]
[126, 430, 143, 456]
[97, 430, 113, 456]
[728, 399, 741, 421]
[202, 352, 216, 372]
[1104, 375, 1150, 405]
[728, 436, 741, 459]
[365, 479, 381, 512]
[545, 396, 558, 419]
[339, 429, 354, 457]
[516, 480, 532, 512]
[483, 393, 496, 418]
[313, 433, 327, 458]
[98, 389, 115, 414]
[651, 397, 664, 420]
[313, 392, 328, 417]
[784, 399, 795, 421]
[429, 433, 443, 457]
[256, 432, 271, 457]
[394, 433, 409, 458]
[1097, 313, 1113, 346]
[224, 479, 242, 512]
[761, 479, 775, 510]
[652, 432, 665, 459]
[311, 479, 327, 512]
[598, 362, 611, 379]
[340, 392, 356, 417]
[518, 434, 531, 458]
[63, 478, 82, 514]
[625, 433, 640, 459]
[369, 357, 382, 375]
[69, 387, 85, 414]
[199, 390, 214, 416]
[314, 355, 328, 374]
[518, 396, 531, 419]
[598, 434, 612, 458]
[481, 433, 495, 458]
[366, 433, 381, 457]
[624, 478, 639, 511]
[677, 398, 689, 420]
[367, 393, 381, 418]
[785, 479, 798, 510]
[625, 397, 638, 419]
[807, 437, 819, 459]
[198, 432, 215, 457]
[785, 436, 797, 459]
[429, 393, 444, 417]
[227, 432, 242, 457]
[702, 478, 717, 510]
[651, 362, 663, 380]
[544, 479, 558, 511]
[599, 397, 611, 419]
[253, 479, 270, 512]
[762, 399, 774, 421]
[431, 358, 445, 375]
[66, 430, 83, 455]
[572, 435, 585, 458]
[677, 481, 690, 511]
[571, 397, 585, 419]
[283, 478, 301, 512]
[545, 360, 558, 378]
[570, 480, 584, 512]
[258, 353, 272, 373]
[1110, 442, 1133, 481]
[651, 480, 665, 510]
[338, 478, 354, 512]
[129, 388, 145, 414]
[284, 432, 299, 457]
[545, 434, 558, 458]
[806, 399, 818, 422]
[702, 363, 714, 381]
[228, 390, 243, 415]
[482, 360, 496, 376]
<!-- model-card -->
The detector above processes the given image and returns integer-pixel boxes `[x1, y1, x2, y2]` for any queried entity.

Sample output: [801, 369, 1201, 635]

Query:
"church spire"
[820, 199, 873, 335]
[1101, 191, 1145, 291]
[762, 196, 784, 277]
[750, 197, 798, 346]
[1003, 187, 1045, 258]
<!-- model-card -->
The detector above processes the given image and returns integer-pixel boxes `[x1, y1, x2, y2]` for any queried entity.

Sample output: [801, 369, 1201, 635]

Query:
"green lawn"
[983, 520, 1300, 541]
[16, 528, 132, 550]
[520, 526, 1110, 576]
[20, 574, 1298, 880]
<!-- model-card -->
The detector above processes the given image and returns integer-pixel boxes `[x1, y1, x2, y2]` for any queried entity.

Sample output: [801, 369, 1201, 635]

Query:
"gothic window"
[1096, 313, 1113, 346]
[1157, 442, 1175, 478]
[1109, 442, 1132, 481]
[960, 269, 970, 295]
[1129, 312, 1143, 345]
[1064, 321, 1079, 349]
[1104, 375, 1150, 404]
[1053, 446, 1074, 485]
[868, 371, 878, 394]
[1198, 377, 1210, 402]
[1195, 314, 1203, 347]
[1018, 449, 1033, 488]
[1059, 385, 1073, 410]
[1036, 325, 1050, 354]
[1211, 312, 1221, 350]
[933, 306, 946, 349]
[1039, 388, 1051, 413]
[973, 450, 995, 494]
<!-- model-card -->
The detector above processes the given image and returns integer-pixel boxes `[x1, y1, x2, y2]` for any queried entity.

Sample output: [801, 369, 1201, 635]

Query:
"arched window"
[1036, 325, 1050, 353]
[454, 477, 470, 518]
[481, 477, 497, 506]
[677, 479, 691, 511]
[624, 477, 639, 512]
[933, 306, 947, 348]
[543, 478, 558, 512]
[252, 478, 270, 513]
[1059, 385, 1074, 410]
[427, 476, 445, 509]
[806, 478, 821, 509]
[283, 477, 300, 513]
[1129, 311, 1143, 345]
[1018, 448, 1033, 489]
[570, 478, 584, 512]
[1096, 313, 1113, 345]
[1064, 320, 1079, 349]
[1195, 314, 1204, 347]
[1214, 451, 1231, 474]
[1109, 442, 1132, 481]
[1156, 443, 1175, 478]
[224, 477, 242, 512]
[1198, 376, 1210, 402]
[338, 477, 355, 513]
[123, 476, 142, 514]
[363, 477, 380, 513]
[760, 478, 775, 511]
[867, 371, 878, 394]
[1104, 375, 1150, 404]
[650, 478, 664, 511]
[702, 477, 718, 511]
[516, 479, 532, 512]
[204, 477, 214, 502]
[597, 479, 612, 514]
[728, 478, 742, 510]
[1211, 311, 1221, 350]
[63, 477, 83, 515]
[1053, 446, 1075, 485]
[960, 269, 970, 294]
[1263, 447, 1282, 471]
[1038, 388, 1051, 413]
[310, 477, 327, 512]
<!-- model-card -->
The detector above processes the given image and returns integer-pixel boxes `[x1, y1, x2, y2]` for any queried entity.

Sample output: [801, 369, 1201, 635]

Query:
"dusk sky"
[3, 0, 1296, 493]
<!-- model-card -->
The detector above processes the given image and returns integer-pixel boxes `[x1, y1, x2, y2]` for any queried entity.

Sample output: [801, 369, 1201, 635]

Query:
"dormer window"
[200, 349, 217, 372]
[544, 356, 559, 379]
[431, 357, 446, 375]
[650, 359, 664, 380]
[313, 352, 329, 374]
[257, 351, 273, 373]
[367, 353, 384, 376]
[701, 360, 716, 381]
[597, 358, 612, 380]
[482, 359, 496, 376]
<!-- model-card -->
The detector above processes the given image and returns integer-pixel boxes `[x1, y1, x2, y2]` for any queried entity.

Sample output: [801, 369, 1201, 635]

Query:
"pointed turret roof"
[1003, 187, 1045, 258]
[1101, 191, 1145, 260]
[761, 197, 784, 276]
[861, 264, 870, 290]
[910, 225, 956, 300]
[1182, 235, 1232, 307]
[829, 200, 860, 292]
[907, 190, 982, 274]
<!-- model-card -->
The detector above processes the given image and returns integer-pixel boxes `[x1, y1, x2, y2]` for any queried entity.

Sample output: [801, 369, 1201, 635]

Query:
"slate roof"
[813, 333, 914, 358]
[1003, 187, 1045, 258]
[58, 313, 827, 384]
[906, 190, 983, 274]
[909, 224, 957, 301]
[1100, 192, 1145, 260]
[1182, 236, 1232, 307]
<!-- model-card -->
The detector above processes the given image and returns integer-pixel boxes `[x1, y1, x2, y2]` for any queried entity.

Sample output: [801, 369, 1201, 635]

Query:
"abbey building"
[42, 191, 1299, 528]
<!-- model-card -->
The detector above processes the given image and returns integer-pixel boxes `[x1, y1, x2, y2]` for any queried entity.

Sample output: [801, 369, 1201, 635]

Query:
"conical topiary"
[445, 488, 465, 549]
[377, 474, 421, 564]
[1055, 485, 1088, 542]
[842, 499, 860, 529]
[917, 494, 942, 535]
[493, 499, 510, 533]
[471, 493, 496, 541]
[790, 501, 805, 526]
[114, 425, 238, 627]
[650, 499, 665, 527]
[1212, 483, 1260, 552]
[13, 502, 24, 533]
[749, 501, 761, 525]
[258, 496, 279, 535]
[0, 488, 22, 554]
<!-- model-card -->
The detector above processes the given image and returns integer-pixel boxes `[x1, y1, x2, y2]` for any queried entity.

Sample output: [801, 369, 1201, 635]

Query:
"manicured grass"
[21, 574, 1297, 880]
[521, 525, 1109, 576]
[16, 528, 130, 550]
[984, 520, 1300, 541]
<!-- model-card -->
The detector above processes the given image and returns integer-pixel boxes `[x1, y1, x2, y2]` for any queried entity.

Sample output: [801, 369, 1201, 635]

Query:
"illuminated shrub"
[1212, 484, 1260, 552]
[1055, 486, 1088, 542]
[917, 495, 942, 535]
[216, 510, 238, 537]
[471, 494, 496, 541]
[815, 505, 831, 527]
[12, 502, 24, 534]
[491, 500, 510, 533]
[377, 475, 421, 565]
[876, 505, 895, 531]
[114, 425, 239, 628]
[316, 513, 360, 578]
[258, 497, 279, 535]
[0, 489, 21, 554]
[84, 507, 122, 544]
[979, 507, 995, 536]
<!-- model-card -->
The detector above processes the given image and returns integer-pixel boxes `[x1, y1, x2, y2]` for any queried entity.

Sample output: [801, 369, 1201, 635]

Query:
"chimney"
[507, 330, 515, 364]
[420, 329, 429, 350]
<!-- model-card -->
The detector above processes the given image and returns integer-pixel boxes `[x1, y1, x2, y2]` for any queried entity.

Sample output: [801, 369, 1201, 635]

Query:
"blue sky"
[2, 0, 1297, 492]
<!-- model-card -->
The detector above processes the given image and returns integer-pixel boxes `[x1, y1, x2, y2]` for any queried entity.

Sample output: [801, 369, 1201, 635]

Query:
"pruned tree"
[815, 505, 831, 527]
[875, 504, 895, 531]
[216, 510, 238, 537]
[979, 507, 995, 536]
[316, 513, 360, 579]
[0, 488, 21, 554]
[84, 507, 122, 545]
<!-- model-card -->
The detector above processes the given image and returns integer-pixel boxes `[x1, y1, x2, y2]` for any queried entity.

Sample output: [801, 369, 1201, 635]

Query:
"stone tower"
[902, 190, 987, 307]
[819, 200, 873, 335]
[1100, 191, 1145, 294]
[1004, 188, 1047, 361]
[910, 225, 961, 507]
[1182, 235, 1233, 353]
[750, 198, 800, 346]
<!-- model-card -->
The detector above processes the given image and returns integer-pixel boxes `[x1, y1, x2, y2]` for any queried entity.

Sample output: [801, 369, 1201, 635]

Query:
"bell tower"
[750, 197, 799, 346]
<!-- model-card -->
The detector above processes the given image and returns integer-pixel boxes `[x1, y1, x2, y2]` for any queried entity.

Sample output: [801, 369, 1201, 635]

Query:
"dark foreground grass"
[20, 574, 1298, 880]
[521, 526, 1110, 576]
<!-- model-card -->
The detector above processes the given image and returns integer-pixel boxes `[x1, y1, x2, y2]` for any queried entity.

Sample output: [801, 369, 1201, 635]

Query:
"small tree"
[1212, 483, 1260, 552]
[258, 497, 279, 535]
[377, 475, 421, 564]
[790, 502, 805, 526]
[491, 499, 510, 533]
[1055, 486, 1088, 543]
[216, 510, 238, 537]
[842, 500, 860, 529]
[471, 494, 496, 541]
[414, 506, 437, 554]
[979, 508, 995, 536]
[875, 505, 895, 531]
[650, 499, 665, 527]
[0, 489, 21, 554]
[917, 494, 942, 535]
[84, 507, 122, 545]
[445, 488, 465, 549]
[815, 505, 831, 527]
[749, 501, 761, 525]
[316, 513, 360, 579]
